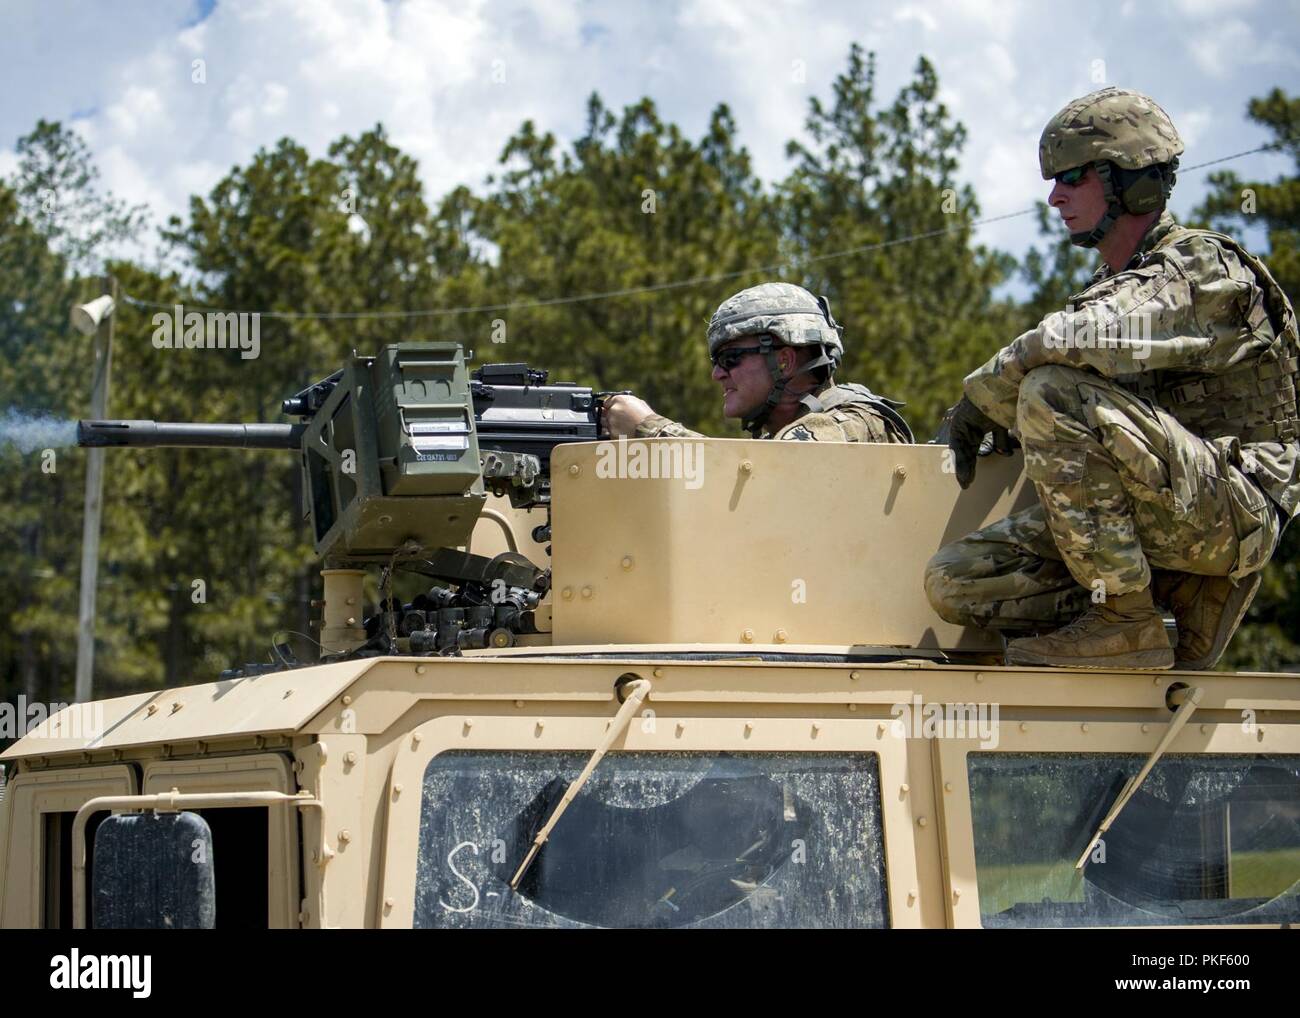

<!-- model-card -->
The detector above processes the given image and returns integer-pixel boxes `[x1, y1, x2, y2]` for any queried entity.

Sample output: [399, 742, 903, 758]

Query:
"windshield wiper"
[510, 677, 652, 889]
[1075, 685, 1203, 871]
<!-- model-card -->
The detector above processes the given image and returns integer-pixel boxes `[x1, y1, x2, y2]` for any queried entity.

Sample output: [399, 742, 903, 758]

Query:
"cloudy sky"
[3, 0, 1298, 277]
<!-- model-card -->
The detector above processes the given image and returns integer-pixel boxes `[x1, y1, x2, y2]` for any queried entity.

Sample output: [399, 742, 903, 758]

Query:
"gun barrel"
[77, 419, 305, 450]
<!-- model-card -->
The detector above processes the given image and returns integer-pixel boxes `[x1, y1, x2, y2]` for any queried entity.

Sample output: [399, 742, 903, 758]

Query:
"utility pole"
[73, 276, 117, 704]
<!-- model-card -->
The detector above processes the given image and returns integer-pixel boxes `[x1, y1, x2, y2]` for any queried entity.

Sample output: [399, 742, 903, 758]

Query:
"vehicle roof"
[0, 659, 371, 760]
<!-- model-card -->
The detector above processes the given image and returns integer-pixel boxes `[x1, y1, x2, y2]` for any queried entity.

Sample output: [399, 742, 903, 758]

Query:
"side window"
[968, 753, 1300, 927]
[191, 807, 268, 930]
[42, 810, 109, 929]
[414, 751, 889, 928]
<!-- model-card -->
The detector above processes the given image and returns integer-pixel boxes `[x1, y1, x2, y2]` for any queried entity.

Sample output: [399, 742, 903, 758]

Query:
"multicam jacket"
[635, 381, 913, 443]
[964, 211, 1300, 518]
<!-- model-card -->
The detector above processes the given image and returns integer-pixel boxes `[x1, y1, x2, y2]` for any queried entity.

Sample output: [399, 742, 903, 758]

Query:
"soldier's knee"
[924, 548, 967, 624]
[1016, 365, 1090, 440]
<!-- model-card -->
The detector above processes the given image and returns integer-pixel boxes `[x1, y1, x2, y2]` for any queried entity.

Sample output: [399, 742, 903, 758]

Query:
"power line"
[121, 143, 1284, 322]
[1181, 142, 1283, 172]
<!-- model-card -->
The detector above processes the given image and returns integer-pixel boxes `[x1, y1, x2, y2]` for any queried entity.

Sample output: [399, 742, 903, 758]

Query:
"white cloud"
[0, 0, 1295, 281]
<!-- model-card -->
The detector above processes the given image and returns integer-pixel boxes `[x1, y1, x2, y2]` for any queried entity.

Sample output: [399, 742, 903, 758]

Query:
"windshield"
[969, 753, 1300, 927]
[413, 750, 889, 928]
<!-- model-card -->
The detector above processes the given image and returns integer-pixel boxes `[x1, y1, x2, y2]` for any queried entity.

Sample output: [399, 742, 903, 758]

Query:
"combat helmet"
[707, 282, 843, 436]
[1039, 87, 1184, 247]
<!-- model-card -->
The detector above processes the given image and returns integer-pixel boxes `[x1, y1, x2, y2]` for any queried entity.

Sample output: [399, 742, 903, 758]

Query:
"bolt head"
[568, 463, 581, 476]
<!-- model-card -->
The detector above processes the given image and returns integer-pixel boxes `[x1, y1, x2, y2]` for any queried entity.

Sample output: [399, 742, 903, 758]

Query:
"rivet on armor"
[568, 464, 581, 477]
[621, 556, 634, 570]
[774, 629, 788, 643]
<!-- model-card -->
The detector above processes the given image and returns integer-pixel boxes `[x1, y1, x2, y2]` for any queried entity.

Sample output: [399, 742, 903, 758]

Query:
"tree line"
[2, 45, 1298, 709]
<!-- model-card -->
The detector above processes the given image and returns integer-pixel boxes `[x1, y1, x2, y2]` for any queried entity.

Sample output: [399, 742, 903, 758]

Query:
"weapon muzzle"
[77, 419, 305, 450]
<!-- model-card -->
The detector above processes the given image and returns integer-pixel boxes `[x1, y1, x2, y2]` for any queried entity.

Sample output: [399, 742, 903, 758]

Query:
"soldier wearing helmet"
[926, 87, 1299, 671]
[602, 282, 913, 444]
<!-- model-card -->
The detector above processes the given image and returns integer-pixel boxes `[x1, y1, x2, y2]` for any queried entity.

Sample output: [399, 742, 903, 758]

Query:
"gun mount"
[76, 343, 598, 663]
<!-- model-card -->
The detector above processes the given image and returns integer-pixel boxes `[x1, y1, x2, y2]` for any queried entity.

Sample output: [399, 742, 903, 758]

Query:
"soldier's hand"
[944, 396, 1013, 489]
[601, 394, 655, 439]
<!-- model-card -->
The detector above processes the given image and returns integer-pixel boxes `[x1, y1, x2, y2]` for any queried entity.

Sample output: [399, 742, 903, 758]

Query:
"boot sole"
[1004, 647, 1175, 670]
[1173, 573, 1262, 672]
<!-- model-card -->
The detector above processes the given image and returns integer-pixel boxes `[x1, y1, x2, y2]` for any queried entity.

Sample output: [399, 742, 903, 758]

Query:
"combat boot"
[1152, 570, 1262, 671]
[1004, 587, 1174, 670]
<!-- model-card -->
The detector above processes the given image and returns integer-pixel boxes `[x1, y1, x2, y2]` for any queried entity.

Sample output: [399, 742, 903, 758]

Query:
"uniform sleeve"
[773, 406, 905, 443]
[634, 414, 705, 439]
[964, 235, 1258, 428]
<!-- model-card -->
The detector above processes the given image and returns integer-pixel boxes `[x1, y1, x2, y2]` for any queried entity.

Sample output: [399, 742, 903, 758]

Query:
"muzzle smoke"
[0, 409, 78, 453]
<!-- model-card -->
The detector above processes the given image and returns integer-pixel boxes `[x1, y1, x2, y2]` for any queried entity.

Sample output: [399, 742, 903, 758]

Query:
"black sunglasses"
[710, 345, 767, 372]
[1053, 165, 1089, 187]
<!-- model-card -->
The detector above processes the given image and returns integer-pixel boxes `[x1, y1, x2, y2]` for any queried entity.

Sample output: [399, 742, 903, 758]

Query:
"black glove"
[941, 396, 1018, 489]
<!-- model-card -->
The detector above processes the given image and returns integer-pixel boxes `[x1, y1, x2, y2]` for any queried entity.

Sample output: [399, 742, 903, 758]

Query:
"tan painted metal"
[320, 569, 367, 655]
[3, 437, 1298, 929]
[550, 440, 1034, 649]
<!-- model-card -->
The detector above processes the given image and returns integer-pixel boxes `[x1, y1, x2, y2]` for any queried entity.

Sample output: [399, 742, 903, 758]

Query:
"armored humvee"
[2, 343, 1297, 929]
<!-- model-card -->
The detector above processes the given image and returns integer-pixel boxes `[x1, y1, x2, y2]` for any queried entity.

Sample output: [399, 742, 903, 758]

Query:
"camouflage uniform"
[926, 210, 1299, 631]
[636, 382, 912, 443]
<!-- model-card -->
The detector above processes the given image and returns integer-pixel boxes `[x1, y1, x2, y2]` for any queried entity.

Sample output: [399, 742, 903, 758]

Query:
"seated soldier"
[602, 282, 913, 443]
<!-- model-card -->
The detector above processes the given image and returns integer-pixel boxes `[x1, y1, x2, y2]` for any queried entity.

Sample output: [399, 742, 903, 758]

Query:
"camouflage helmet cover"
[706, 282, 843, 361]
[1038, 87, 1184, 179]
